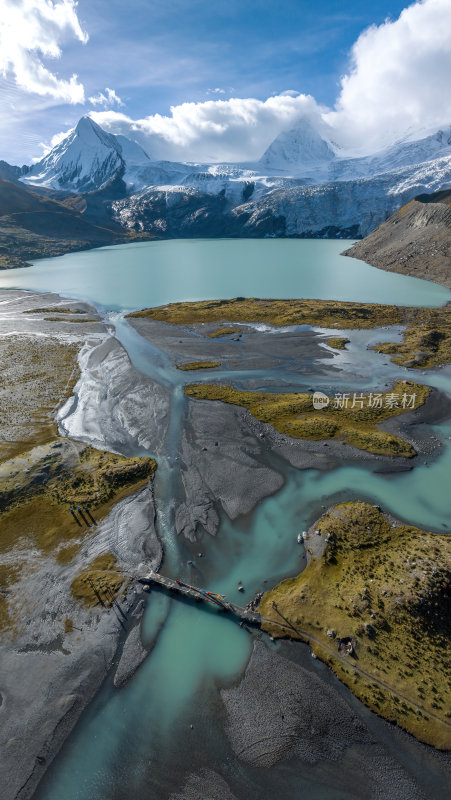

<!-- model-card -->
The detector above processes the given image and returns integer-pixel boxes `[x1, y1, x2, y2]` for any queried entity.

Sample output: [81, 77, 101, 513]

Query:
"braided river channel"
[1, 239, 450, 799]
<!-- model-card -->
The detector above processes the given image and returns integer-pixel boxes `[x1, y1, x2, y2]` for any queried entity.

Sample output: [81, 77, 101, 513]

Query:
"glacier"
[16, 115, 451, 239]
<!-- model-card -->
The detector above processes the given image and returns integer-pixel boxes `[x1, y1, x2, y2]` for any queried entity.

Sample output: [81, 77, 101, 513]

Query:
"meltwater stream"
[35, 311, 451, 800]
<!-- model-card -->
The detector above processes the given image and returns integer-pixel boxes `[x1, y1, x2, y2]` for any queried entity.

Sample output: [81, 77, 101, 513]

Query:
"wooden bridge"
[138, 571, 261, 626]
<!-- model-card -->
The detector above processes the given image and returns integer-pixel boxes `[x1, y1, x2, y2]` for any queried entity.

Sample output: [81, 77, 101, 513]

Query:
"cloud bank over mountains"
[87, 0, 451, 161]
[2, 0, 451, 161]
[89, 94, 327, 163]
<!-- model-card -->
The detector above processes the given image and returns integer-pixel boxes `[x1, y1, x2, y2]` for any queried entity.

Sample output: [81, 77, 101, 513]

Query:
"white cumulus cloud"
[91, 93, 327, 162]
[328, 0, 451, 152]
[89, 87, 124, 108]
[0, 0, 88, 103]
[91, 0, 451, 161]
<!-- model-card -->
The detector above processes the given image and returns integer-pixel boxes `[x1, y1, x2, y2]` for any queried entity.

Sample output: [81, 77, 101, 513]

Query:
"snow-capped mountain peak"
[73, 115, 113, 146]
[21, 116, 151, 193]
[18, 115, 451, 217]
[259, 118, 336, 176]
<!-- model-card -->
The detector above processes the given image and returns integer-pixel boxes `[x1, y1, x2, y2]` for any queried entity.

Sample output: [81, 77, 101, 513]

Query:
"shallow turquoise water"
[1, 238, 450, 308]
[37, 368, 451, 800]
[37, 420, 451, 799]
[6, 239, 448, 798]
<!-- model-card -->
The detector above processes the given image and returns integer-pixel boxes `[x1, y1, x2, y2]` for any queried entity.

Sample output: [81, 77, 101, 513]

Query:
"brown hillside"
[343, 189, 451, 288]
[0, 178, 75, 216]
[0, 178, 151, 268]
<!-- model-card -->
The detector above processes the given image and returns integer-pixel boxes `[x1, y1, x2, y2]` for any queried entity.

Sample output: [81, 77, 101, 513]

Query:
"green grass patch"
[0, 443, 156, 631]
[259, 502, 451, 749]
[71, 553, 127, 608]
[0, 444, 156, 556]
[176, 361, 221, 370]
[208, 327, 242, 338]
[184, 381, 429, 457]
[328, 337, 350, 350]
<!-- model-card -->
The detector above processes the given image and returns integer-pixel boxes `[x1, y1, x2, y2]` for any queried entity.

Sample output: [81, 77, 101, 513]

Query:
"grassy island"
[208, 327, 242, 338]
[184, 381, 429, 457]
[374, 319, 451, 368]
[176, 361, 221, 370]
[127, 297, 451, 369]
[259, 502, 451, 749]
[24, 305, 100, 324]
[328, 336, 350, 350]
[127, 296, 404, 328]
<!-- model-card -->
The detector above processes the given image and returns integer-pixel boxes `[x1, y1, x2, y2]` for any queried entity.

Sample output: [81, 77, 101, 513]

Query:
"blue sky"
[74, 0, 408, 113]
[0, 0, 450, 163]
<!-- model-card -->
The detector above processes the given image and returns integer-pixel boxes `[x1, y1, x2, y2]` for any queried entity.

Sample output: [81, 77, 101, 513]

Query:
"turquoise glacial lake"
[0, 238, 450, 308]
[2, 239, 450, 799]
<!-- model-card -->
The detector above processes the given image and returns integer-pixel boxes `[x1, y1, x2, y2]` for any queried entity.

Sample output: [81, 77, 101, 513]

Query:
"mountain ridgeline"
[1, 115, 450, 273]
